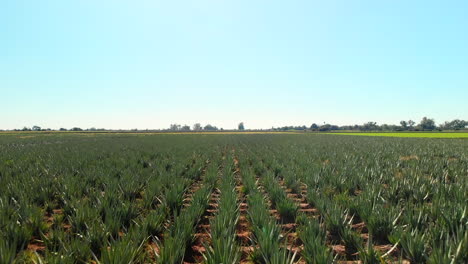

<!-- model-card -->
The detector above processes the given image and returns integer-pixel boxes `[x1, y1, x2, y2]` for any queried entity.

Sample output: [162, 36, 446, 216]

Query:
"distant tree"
[203, 124, 218, 131]
[22, 127, 31, 131]
[238, 122, 245, 130]
[450, 119, 466, 130]
[279, 126, 294, 131]
[59, 128, 67, 131]
[418, 117, 436, 131]
[408, 120, 415, 129]
[310, 123, 319, 130]
[169, 124, 181, 131]
[319, 124, 332, 131]
[362, 122, 378, 131]
[32, 125, 41, 131]
[71, 127, 83, 131]
[400, 121, 408, 130]
[181, 125, 191, 131]
[440, 119, 467, 130]
[193, 123, 202, 131]
[345, 125, 358, 130]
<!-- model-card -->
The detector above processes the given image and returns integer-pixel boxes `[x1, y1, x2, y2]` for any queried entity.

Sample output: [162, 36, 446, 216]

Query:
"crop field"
[329, 132, 468, 138]
[0, 133, 467, 263]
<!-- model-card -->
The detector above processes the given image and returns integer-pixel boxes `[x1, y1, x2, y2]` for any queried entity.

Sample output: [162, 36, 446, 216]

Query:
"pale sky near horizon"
[1, 0, 467, 130]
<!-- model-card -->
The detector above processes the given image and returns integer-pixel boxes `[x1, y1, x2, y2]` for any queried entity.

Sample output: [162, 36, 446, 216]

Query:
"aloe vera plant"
[141, 207, 168, 237]
[342, 227, 363, 257]
[394, 228, 428, 263]
[99, 235, 146, 264]
[276, 199, 298, 222]
[0, 239, 17, 264]
[298, 218, 333, 264]
[358, 238, 384, 264]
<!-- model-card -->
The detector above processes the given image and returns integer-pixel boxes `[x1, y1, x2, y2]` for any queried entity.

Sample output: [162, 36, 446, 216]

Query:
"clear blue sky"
[1, 0, 467, 130]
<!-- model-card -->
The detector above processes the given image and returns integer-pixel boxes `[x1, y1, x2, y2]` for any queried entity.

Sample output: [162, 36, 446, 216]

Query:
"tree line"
[168, 122, 245, 131]
[12, 126, 104, 132]
[4, 118, 467, 132]
[274, 117, 467, 132]
[7, 123, 246, 132]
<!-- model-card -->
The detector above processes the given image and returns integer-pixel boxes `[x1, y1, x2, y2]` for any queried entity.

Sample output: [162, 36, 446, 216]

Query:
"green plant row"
[156, 161, 219, 264]
[242, 166, 294, 264]
[203, 156, 241, 264]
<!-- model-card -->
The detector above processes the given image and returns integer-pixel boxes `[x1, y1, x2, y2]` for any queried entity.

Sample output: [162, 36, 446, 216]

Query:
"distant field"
[3, 131, 468, 138]
[329, 132, 468, 138]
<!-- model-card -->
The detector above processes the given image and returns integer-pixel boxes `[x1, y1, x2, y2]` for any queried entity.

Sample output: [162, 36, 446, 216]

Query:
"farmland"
[0, 133, 467, 263]
[328, 132, 468, 138]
